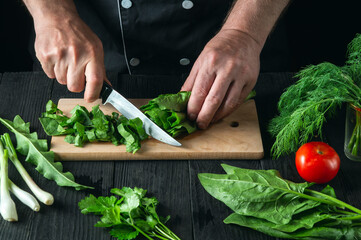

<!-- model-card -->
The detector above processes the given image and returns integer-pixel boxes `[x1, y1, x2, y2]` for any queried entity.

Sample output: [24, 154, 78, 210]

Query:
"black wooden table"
[0, 72, 360, 240]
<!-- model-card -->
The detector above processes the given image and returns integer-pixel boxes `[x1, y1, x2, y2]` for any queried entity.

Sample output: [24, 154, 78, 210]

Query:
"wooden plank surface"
[50, 98, 264, 160]
[1, 72, 360, 240]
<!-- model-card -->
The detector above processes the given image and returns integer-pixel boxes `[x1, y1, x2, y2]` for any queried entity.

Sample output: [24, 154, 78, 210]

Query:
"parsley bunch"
[79, 187, 181, 240]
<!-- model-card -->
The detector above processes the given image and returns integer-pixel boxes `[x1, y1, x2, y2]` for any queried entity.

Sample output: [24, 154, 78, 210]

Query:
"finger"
[54, 61, 68, 85]
[195, 74, 231, 129]
[35, 47, 56, 79]
[213, 81, 251, 123]
[84, 61, 104, 102]
[40, 62, 56, 79]
[67, 65, 85, 93]
[104, 77, 112, 86]
[186, 69, 216, 121]
[181, 60, 199, 91]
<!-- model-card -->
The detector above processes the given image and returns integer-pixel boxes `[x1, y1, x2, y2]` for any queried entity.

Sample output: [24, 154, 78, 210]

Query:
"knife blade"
[100, 82, 181, 147]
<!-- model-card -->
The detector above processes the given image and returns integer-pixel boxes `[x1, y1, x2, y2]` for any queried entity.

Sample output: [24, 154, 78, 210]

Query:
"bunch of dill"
[269, 34, 361, 158]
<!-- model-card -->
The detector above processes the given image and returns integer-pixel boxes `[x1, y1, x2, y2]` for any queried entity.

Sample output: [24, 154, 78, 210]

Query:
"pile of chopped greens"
[269, 33, 361, 158]
[140, 91, 196, 137]
[199, 164, 361, 239]
[79, 187, 181, 240]
[39, 91, 196, 153]
[40, 100, 147, 153]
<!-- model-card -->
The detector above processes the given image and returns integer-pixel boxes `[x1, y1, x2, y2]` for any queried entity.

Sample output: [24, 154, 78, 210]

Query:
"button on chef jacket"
[73, 0, 235, 75]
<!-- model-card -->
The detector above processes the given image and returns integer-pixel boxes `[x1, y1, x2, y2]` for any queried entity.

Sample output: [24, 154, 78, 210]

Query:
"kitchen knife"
[100, 82, 182, 147]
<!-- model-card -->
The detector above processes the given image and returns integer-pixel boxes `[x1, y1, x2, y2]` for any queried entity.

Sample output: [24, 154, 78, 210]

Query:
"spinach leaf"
[140, 91, 191, 112]
[39, 117, 73, 136]
[41, 91, 198, 154]
[199, 164, 361, 239]
[40, 100, 146, 153]
[141, 91, 197, 137]
[66, 105, 93, 127]
[117, 118, 143, 154]
[45, 99, 64, 114]
[224, 213, 361, 240]
[0, 115, 92, 190]
[199, 166, 318, 225]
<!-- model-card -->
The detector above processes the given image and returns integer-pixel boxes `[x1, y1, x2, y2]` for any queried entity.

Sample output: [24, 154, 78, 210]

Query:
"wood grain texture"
[0, 72, 54, 240]
[1, 72, 361, 240]
[0, 72, 114, 240]
[50, 98, 263, 160]
[113, 160, 193, 240]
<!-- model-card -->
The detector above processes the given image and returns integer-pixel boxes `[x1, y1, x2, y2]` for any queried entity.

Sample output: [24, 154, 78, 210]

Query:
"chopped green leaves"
[140, 91, 191, 112]
[140, 91, 197, 137]
[40, 100, 147, 153]
[40, 92, 196, 153]
[79, 187, 180, 240]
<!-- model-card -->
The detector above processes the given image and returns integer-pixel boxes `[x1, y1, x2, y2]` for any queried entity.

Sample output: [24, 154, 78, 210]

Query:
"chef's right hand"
[33, 9, 105, 102]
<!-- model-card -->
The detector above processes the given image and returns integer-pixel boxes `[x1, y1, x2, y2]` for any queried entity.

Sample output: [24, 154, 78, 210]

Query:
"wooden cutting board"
[50, 98, 264, 160]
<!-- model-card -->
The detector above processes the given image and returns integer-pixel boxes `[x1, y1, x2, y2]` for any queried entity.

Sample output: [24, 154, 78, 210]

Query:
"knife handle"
[100, 82, 113, 104]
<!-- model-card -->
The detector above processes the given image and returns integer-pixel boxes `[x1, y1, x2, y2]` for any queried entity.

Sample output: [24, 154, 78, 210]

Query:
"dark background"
[1, 0, 360, 73]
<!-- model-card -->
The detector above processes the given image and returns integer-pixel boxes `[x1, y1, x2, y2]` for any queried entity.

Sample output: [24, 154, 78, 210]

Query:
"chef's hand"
[33, 7, 105, 102]
[181, 29, 261, 129]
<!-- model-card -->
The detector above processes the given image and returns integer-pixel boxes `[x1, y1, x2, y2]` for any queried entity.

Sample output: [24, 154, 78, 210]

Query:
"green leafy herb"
[40, 91, 198, 153]
[140, 91, 197, 137]
[40, 101, 147, 153]
[199, 164, 361, 239]
[0, 115, 92, 190]
[269, 34, 361, 158]
[79, 187, 181, 240]
[224, 213, 361, 240]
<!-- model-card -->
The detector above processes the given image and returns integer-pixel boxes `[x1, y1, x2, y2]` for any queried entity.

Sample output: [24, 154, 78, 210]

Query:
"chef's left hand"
[181, 29, 261, 129]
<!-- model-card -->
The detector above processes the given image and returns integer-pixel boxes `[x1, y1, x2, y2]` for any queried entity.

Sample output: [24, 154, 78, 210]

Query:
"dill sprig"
[346, 33, 361, 65]
[269, 34, 361, 158]
[345, 33, 361, 84]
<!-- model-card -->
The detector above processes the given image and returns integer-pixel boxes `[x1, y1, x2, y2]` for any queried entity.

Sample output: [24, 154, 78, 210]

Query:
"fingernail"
[198, 122, 207, 129]
[189, 114, 196, 121]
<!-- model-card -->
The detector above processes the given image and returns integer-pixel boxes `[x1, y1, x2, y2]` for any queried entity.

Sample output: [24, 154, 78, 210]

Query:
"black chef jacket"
[75, 0, 235, 75]
[30, 0, 289, 75]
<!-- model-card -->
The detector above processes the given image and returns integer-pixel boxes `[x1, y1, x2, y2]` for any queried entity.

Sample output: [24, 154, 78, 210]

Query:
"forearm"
[23, 0, 79, 29]
[223, 0, 290, 49]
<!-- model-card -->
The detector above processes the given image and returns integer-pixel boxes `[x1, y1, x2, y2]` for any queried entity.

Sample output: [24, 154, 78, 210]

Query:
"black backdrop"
[1, 0, 360, 73]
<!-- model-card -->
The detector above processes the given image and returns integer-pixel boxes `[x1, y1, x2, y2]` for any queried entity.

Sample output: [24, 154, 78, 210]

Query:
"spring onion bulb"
[8, 179, 40, 212]
[2, 134, 54, 205]
[0, 143, 18, 222]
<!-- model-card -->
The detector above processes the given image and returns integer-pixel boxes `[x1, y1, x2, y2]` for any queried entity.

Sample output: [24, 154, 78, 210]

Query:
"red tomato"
[295, 142, 340, 184]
